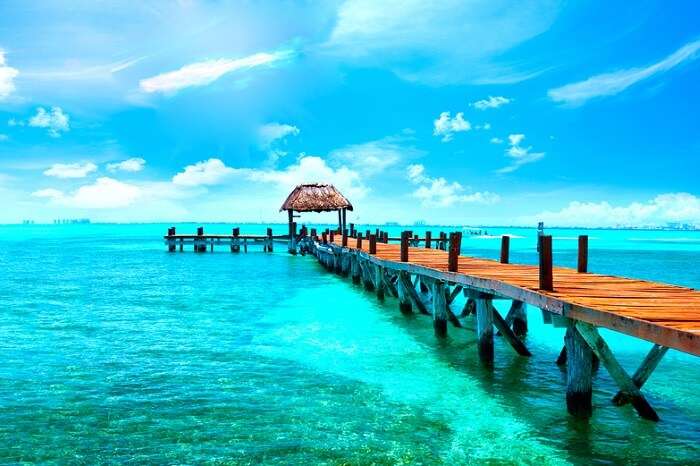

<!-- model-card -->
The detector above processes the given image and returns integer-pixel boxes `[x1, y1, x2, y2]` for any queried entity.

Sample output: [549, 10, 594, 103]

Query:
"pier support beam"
[476, 296, 494, 364]
[350, 253, 361, 284]
[612, 344, 668, 406]
[431, 280, 447, 337]
[396, 271, 412, 314]
[565, 320, 593, 418]
[504, 300, 527, 337]
[374, 264, 385, 301]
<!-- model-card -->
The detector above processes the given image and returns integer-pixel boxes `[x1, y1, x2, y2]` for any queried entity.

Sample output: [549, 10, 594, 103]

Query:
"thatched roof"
[280, 183, 353, 212]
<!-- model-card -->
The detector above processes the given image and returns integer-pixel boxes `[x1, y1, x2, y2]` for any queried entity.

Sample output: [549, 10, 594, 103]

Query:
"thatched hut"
[280, 183, 353, 252]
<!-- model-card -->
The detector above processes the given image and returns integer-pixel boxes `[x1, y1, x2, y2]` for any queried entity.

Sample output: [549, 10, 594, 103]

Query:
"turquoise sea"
[1, 223, 699, 464]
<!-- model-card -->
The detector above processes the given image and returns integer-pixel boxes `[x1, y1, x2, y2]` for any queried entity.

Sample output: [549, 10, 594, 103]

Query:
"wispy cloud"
[407, 164, 499, 207]
[107, 157, 146, 173]
[28, 107, 70, 137]
[172, 158, 240, 186]
[471, 96, 511, 110]
[549, 39, 700, 105]
[258, 123, 300, 149]
[433, 112, 471, 142]
[140, 49, 294, 95]
[497, 134, 544, 174]
[330, 132, 422, 176]
[0, 49, 19, 101]
[32, 177, 141, 209]
[44, 162, 96, 179]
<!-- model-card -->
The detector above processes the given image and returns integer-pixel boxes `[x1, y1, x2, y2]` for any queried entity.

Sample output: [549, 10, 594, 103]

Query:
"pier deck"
[330, 239, 700, 356]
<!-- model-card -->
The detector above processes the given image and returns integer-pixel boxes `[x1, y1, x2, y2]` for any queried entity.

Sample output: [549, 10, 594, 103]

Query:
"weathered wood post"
[375, 265, 385, 301]
[476, 295, 495, 364]
[330, 231, 335, 243]
[400, 231, 410, 262]
[322, 232, 328, 244]
[369, 234, 377, 255]
[310, 228, 317, 240]
[231, 227, 240, 253]
[287, 209, 296, 254]
[578, 235, 588, 273]
[356, 232, 363, 250]
[500, 235, 510, 264]
[350, 253, 360, 284]
[179, 237, 183, 252]
[539, 235, 553, 291]
[432, 280, 448, 337]
[195, 226, 206, 252]
[342, 229, 348, 247]
[439, 232, 447, 250]
[349, 223, 355, 237]
[564, 320, 593, 418]
[266, 228, 273, 252]
[425, 231, 432, 248]
[382, 231, 389, 243]
[365, 229, 371, 239]
[167, 227, 176, 252]
[448, 232, 462, 272]
[396, 270, 412, 314]
[510, 300, 527, 337]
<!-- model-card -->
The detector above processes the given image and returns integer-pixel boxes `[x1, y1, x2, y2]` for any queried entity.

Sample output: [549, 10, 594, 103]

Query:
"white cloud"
[497, 133, 544, 173]
[44, 162, 97, 179]
[139, 49, 294, 94]
[548, 39, 700, 105]
[472, 96, 511, 110]
[258, 123, 300, 149]
[107, 157, 146, 172]
[325, 0, 560, 84]
[525, 193, 700, 227]
[490, 137, 503, 144]
[31, 177, 141, 209]
[172, 158, 239, 186]
[28, 107, 70, 137]
[433, 112, 471, 142]
[407, 163, 499, 207]
[329, 133, 422, 176]
[0, 49, 19, 101]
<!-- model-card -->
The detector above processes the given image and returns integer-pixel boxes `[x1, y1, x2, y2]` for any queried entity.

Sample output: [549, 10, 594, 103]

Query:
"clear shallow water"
[0, 224, 699, 464]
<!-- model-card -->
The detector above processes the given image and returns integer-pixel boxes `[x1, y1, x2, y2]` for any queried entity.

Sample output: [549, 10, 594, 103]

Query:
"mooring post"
[476, 295, 495, 364]
[322, 232, 328, 244]
[349, 223, 355, 237]
[382, 231, 389, 243]
[400, 231, 410, 262]
[539, 235, 553, 291]
[232, 227, 240, 253]
[578, 235, 588, 273]
[432, 280, 448, 337]
[448, 232, 462, 272]
[356, 232, 363, 250]
[265, 227, 272, 253]
[195, 226, 206, 252]
[167, 227, 176, 252]
[425, 231, 432, 249]
[330, 231, 335, 243]
[397, 270, 413, 314]
[500, 235, 510, 264]
[342, 229, 348, 247]
[179, 238, 183, 252]
[565, 320, 593, 418]
[439, 232, 447, 250]
[369, 234, 377, 255]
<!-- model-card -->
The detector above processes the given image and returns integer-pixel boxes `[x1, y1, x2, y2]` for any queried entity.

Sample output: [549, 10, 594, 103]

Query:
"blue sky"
[0, 0, 699, 226]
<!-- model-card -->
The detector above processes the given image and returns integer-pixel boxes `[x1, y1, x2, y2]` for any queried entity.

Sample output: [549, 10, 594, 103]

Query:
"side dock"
[308, 229, 700, 422]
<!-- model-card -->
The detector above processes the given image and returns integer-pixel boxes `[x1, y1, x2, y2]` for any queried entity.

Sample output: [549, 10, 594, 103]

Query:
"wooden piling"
[432, 280, 448, 337]
[342, 229, 348, 247]
[500, 235, 510, 264]
[509, 300, 527, 336]
[448, 232, 462, 272]
[369, 234, 377, 254]
[374, 265, 385, 301]
[439, 232, 447, 250]
[476, 296, 494, 364]
[330, 231, 335, 243]
[400, 231, 409, 262]
[266, 228, 273, 252]
[578, 235, 588, 273]
[167, 227, 176, 252]
[231, 227, 240, 253]
[397, 270, 413, 314]
[322, 232, 328, 244]
[539, 235, 553, 291]
[425, 231, 432, 248]
[349, 223, 355, 237]
[351, 253, 361, 284]
[195, 226, 206, 252]
[565, 320, 593, 418]
[356, 233, 363, 250]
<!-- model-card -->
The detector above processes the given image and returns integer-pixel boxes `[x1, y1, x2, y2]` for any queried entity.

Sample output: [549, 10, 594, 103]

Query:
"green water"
[0, 224, 698, 464]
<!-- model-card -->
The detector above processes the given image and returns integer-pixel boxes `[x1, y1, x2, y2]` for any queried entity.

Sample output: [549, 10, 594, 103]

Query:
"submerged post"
[500, 235, 510, 264]
[397, 270, 412, 314]
[448, 232, 462, 272]
[400, 231, 410, 262]
[476, 296, 494, 364]
[578, 235, 588, 273]
[432, 280, 448, 337]
[539, 235, 553, 291]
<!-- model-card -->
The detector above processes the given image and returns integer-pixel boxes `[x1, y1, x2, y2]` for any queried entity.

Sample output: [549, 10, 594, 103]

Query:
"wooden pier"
[307, 230, 700, 422]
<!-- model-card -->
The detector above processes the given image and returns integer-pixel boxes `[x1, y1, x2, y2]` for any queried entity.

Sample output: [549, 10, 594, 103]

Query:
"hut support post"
[287, 210, 297, 254]
[476, 296, 494, 364]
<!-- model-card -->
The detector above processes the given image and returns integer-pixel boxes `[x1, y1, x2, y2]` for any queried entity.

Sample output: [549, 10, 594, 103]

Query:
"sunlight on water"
[0, 224, 698, 464]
